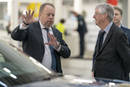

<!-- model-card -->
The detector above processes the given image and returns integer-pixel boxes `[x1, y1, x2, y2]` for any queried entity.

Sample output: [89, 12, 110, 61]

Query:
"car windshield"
[0, 40, 53, 87]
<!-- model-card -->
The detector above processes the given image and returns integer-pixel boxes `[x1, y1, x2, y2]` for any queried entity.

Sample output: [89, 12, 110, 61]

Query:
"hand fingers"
[46, 34, 57, 46]
[31, 10, 35, 17]
[24, 10, 34, 23]
[26, 10, 30, 18]
[48, 33, 57, 41]
[28, 10, 31, 17]
[26, 11, 28, 17]
[25, 10, 30, 21]
[25, 10, 34, 18]
[44, 42, 51, 45]
[44, 42, 49, 45]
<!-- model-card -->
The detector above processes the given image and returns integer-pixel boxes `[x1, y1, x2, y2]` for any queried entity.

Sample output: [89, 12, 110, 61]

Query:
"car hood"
[14, 75, 130, 87]
[14, 75, 108, 87]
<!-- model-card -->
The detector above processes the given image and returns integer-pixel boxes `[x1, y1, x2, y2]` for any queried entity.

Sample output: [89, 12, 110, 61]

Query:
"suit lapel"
[52, 27, 59, 38]
[96, 23, 114, 57]
[52, 27, 56, 36]
[35, 22, 44, 44]
[52, 27, 61, 43]
[94, 34, 100, 57]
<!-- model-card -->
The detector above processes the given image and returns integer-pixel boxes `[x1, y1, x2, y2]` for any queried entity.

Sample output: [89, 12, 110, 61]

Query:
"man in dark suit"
[71, 11, 88, 58]
[92, 4, 130, 81]
[11, 3, 71, 74]
[113, 6, 130, 45]
[113, 6, 130, 81]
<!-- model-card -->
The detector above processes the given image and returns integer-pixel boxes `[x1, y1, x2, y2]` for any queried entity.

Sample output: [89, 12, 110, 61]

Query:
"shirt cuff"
[54, 42, 61, 52]
[19, 23, 29, 30]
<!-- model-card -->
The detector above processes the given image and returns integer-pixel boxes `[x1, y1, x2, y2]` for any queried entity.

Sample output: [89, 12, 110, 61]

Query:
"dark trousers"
[79, 33, 85, 57]
[124, 72, 129, 81]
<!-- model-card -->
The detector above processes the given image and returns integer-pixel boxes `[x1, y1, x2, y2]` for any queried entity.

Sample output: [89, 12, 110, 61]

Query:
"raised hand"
[22, 10, 35, 25]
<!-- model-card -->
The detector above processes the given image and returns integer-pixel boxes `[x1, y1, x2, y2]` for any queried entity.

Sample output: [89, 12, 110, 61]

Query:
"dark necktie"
[97, 31, 105, 52]
[45, 28, 56, 71]
[92, 31, 105, 72]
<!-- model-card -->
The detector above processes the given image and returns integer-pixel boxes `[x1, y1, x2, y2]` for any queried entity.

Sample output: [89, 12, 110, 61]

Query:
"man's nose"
[49, 15, 54, 18]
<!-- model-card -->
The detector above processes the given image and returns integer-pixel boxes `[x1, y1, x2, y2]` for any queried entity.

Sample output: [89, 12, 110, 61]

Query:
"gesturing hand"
[45, 33, 60, 49]
[22, 10, 35, 25]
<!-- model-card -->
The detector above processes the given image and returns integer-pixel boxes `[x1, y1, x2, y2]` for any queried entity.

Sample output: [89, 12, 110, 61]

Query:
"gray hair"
[96, 3, 114, 22]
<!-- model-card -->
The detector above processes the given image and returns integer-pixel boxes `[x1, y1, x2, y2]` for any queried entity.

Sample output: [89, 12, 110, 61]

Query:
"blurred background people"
[113, 6, 130, 81]
[71, 11, 88, 58]
[113, 6, 130, 45]
[55, 18, 66, 40]
[6, 21, 11, 35]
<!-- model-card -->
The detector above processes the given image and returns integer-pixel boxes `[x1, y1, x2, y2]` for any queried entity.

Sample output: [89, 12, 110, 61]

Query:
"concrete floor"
[61, 58, 93, 80]
[65, 32, 94, 59]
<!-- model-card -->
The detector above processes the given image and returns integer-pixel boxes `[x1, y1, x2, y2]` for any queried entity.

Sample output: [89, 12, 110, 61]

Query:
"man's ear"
[104, 13, 108, 18]
[39, 12, 41, 18]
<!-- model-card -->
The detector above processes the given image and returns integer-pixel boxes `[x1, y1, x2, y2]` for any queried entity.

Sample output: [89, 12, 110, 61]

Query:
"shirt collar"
[103, 21, 113, 34]
[39, 21, 51, 30]
[39, 21, 54, 35]
[119, 24, 122, 28]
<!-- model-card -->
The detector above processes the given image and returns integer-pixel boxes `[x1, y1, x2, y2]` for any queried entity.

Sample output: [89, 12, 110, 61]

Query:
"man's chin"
[47, 23, 53, 26]
[47, 24, 53, 27]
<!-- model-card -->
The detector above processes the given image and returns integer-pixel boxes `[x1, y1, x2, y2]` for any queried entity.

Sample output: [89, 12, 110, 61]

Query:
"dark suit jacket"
[93, 23, 130, 81]
[11, 22, 71, 73]
[77, 15, 88, 35]
[121, 25, 130, 45]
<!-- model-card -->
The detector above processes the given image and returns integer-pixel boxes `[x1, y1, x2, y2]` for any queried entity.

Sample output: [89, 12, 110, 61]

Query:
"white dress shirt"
[39, 21, 53, 70]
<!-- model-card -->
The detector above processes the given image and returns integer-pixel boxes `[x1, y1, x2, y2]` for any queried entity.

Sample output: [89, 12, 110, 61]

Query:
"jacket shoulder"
[52, 27, 62, 34]
[112, 24, 124, 34]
